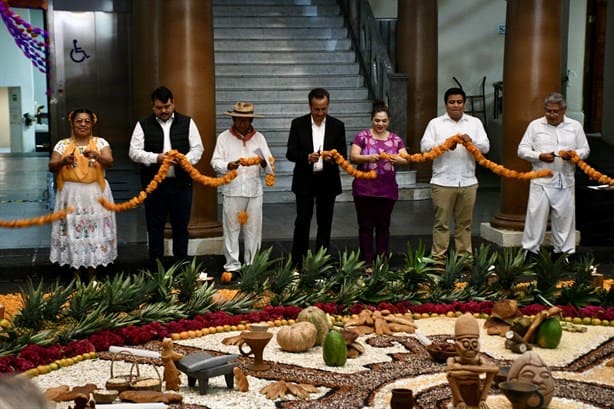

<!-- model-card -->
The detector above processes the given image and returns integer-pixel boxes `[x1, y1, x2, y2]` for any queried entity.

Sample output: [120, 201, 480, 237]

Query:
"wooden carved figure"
[161, 337, 184, 391]
[507, 351, 554, 408]
[446, 313, 499, 409]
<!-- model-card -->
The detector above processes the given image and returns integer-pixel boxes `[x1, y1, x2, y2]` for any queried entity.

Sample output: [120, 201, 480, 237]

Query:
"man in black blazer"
[286, 88, 347, 267]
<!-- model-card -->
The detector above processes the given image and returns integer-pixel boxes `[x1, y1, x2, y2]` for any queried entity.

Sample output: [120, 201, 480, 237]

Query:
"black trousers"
[144, 178, 193, 261]
[291, 189, 337, 266]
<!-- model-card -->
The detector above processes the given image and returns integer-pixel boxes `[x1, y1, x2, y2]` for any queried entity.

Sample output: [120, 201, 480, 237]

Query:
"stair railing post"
[387, 72, 408, 138]
[337, 0, 407, 136]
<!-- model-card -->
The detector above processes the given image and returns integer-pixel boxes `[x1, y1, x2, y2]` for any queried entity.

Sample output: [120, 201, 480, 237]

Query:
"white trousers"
[222, 195, 263, 272]
[522, 183, 576, 254]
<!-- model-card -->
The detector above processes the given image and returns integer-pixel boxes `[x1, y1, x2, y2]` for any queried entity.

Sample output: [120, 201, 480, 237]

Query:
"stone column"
[488, 0, 562, 232]
[396, 0, 438, 183]
[133, 0, 222, 251]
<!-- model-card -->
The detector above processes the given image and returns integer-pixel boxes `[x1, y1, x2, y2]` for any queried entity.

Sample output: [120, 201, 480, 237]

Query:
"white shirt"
[518, 116, 589, 188]
[129, 114, 204, 177]
[210, 128, 273, 197]
[311, 116, 325, 172]
[420, 113, 490, 187]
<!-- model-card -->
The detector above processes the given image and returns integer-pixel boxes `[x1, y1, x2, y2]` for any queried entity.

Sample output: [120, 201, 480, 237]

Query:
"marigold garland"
[399, 134, 463, 162]
[462, 139, 552, 180]
[322, 149, 377, 179]
[0, 207, 73, 228]
[99, 151, 233, 212]
[564, 150, 614, 185]
[393, 134, 552, 180]
[237, 211, 248, 225]
[265, 156, 275, 187]
[99, 151, 271, 213]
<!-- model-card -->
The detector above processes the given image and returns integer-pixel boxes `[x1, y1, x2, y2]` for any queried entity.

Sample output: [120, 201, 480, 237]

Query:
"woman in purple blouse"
[350, 101, 409, 271]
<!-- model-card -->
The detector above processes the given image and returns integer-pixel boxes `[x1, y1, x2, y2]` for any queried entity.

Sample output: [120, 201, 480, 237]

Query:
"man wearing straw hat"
[211, 102, 273, 279]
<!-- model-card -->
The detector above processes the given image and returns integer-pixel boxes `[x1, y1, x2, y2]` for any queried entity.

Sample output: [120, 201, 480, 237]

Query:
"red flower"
[88, 330, 125, 351]
[63, 339, 95, 357]
[18, 344, 50, 367]
[0, 356, 16, 374]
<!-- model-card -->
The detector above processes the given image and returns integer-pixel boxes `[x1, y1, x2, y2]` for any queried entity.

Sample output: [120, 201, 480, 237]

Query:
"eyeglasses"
[74, 119, 92, 124]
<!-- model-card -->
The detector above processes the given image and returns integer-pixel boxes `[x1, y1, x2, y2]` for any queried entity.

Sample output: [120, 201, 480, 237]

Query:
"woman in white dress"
[48, 108, 117, 279]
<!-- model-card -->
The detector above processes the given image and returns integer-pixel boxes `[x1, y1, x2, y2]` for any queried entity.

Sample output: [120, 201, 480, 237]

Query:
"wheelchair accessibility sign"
[70, 39, 90, 63]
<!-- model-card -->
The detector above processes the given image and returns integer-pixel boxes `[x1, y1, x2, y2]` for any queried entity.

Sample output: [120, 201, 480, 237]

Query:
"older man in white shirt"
[211, 102, 273, 277]
[518, 92, 590, 258]
[420, 87, 490, 265]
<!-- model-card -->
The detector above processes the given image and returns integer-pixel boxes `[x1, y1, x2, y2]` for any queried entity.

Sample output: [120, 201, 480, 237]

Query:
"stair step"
[215, 100, 372, 115]
[214, 0, 337, 5]
[214, 5, 340, 17]
[215, 115, 371, 130]
[214, 16, 344, 28]
[215, 51, 356, 64]
[214, 27, 348, 40]
[216, 75, 364, 89]
[216, 63, 360, 75]
[214, 38, 351, 52]
[213, 127, 368, 146]
[215, 88, 368, 102]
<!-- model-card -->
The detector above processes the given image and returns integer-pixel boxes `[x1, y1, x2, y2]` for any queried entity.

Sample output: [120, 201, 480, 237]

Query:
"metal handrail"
[337, 0, 407, 137]
[338, 0, 395, 101]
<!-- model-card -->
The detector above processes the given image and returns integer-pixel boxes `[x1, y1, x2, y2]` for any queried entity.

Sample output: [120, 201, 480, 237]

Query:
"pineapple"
[328, 250, 367, 306]
[99, 272, 148, 313]
[237, 247, 275, 295]
[12, 279, 46, 334]
[532, 249, 567, 302]
[41, 279, 74, 330]
[176, 257, 205, 303]
[132, 300, 187, 323]
[145, 259, 183, 303]
[183, 280, 218, 315]
[297, 247, 333, 293]
[268, 257, 304, 306]
[494, 246, 535, 294]
[67, 279, 104, 322]
[361, 254, 402, 304]
[400, 241, 437, 293]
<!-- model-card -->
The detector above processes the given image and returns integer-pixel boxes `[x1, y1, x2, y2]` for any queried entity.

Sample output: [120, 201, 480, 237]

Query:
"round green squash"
[535, 317, 563, 349]
[297, 306, 331, 346]
[323, 329, 347, 366]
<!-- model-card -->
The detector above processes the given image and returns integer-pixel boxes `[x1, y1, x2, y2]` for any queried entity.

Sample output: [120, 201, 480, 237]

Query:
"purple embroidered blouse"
[351, 129, 405, 200]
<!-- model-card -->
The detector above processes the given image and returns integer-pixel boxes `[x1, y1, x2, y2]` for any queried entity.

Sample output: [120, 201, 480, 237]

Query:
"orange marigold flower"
[237, 211, 248, 225]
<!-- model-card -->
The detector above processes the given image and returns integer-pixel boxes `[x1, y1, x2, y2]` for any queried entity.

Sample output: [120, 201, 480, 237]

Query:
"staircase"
[213, 0, 425, 202]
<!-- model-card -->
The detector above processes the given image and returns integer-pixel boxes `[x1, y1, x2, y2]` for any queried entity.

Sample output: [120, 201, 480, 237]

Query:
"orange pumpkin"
[221, 271, 234, 283]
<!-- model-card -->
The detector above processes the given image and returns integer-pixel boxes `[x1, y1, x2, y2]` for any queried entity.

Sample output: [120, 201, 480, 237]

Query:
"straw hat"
[224, 102, 263, 118]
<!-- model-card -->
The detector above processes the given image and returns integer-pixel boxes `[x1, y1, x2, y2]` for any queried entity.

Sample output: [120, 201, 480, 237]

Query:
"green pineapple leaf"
[297, 247, 334, 292]
[13, 279, 48, 331]
[176, 257, 205, 303]
[183, 280, 218, 316]
[237, 247, 275, 294]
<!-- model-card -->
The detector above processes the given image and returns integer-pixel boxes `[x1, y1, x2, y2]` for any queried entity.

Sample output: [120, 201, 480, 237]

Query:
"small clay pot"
[390, 388, 414, 409]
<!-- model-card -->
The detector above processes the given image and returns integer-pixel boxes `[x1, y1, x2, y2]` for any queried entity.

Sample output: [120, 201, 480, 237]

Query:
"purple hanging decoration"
[0, 0, 49, 74]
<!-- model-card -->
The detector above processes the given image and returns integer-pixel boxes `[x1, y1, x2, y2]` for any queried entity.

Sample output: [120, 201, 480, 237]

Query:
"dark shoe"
[524, 250, 539, 264]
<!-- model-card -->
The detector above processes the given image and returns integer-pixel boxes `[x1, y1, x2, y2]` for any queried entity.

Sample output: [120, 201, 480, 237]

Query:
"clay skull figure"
[507, 351, 554, 408]
[446, 313, 499, 409]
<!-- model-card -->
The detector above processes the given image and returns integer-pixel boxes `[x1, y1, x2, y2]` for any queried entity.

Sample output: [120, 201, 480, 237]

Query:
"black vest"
[138, 112, 192, 187]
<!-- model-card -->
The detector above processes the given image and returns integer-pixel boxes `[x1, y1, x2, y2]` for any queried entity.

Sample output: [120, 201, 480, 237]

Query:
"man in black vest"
[129, 86, 204, 262]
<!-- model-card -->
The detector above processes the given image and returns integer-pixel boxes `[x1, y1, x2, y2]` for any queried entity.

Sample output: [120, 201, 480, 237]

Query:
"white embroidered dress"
[50, 137, 118, 268]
